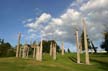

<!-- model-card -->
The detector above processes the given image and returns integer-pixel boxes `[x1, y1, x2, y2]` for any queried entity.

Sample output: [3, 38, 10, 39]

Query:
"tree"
[67, 48, 71, 53]
[0, 38, 15, 57]
[100, 32, 108, 53]
[81, 31, 97, 53]
[39, 40, 60, 53]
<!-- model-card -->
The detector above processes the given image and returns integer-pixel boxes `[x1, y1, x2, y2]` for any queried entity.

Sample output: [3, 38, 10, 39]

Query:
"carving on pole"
[16, 32, 21, 58]
[82, 19, 90, 64]
[61, 41, 64, 55]
[75, 30, 80, 64]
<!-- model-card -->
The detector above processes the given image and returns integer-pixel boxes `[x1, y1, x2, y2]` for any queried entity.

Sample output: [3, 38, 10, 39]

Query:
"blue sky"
[0, 0, 73, 44]
[0, 0, 108, 52]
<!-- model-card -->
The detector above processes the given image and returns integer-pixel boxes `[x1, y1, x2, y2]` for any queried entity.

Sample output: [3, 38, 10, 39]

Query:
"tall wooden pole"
[39, 37, 43, 61]
[53, 43, 56, 60]
[33, 47, 36, 58]
[22, 40, 27, 58]
[82, 19, 90, 64]
[26, 46, 29, 59]
[19, 46, 22, 58]
[75, 30, 80, 64]
[50, 42, 53, 56]
[36, 45, 40, 61]
[16, 32, 21, 58]
[61, 41, 64, 55]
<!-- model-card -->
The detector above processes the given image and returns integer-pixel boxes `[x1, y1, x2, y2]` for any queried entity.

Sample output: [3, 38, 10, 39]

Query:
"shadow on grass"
[91, 59, 108, 71]
[68, 56, 77, 63]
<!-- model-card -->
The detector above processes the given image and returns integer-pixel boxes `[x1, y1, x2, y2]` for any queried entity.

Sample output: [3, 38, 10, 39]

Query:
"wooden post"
[75, 30, 80, 64]
[82, 19, 90, 64]
[19, 46, 22, 57]
[39, 37, 43, 61]
[33, 47, 36, 58]
[53, 43, 56, 60]
[26, 47, 29, 58]
[36, 45, 40, 61]
[22, 41, 28, 59]
[61, 41, 64, 55]
[22, 44, 26, 58]
[50, 42, 53, 56]
[33, 43, 37, 59]
[16, 32, 21, 58]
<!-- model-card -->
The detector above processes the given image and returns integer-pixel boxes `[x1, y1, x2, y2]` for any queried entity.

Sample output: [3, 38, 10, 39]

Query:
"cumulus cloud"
[80, 0, 108, 12]
[24, 0, 108, 46]
[80, 0, 108, 41]
[25, 13, 51, 30]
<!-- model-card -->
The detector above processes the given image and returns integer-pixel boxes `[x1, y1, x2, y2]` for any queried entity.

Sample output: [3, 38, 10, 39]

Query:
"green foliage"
[81, 31, 91, 50]
[100, 32, 108, 53]
[0, 38, 15, 57]
[39, 40, 60, 53]
[67, 48, 71, 53]
[81, 31, 97, 53]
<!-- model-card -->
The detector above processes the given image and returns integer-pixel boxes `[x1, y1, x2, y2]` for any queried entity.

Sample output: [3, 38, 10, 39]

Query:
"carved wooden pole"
[82, 19, 90, 64]
[61, 41, 64, 55]
[50, 42, 53, 56]
[33, 47, 36, 58]
[36, 45, 40, 61]
[19, 46, 22, 57]
[39, 37, 43, 61]
[75, 30, 80, 64]
[53, 43, 56, 60]
[33, 44, 36, 58]
[16, 32, 21, 58]
[22, 44, 26, 58]
[26, 45, 29, 58]
[22, 41, 27, 58]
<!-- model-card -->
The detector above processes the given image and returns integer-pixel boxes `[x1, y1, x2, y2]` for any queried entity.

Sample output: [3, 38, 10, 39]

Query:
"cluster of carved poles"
[16, 34, 64, 61]
[75, 19, 90, 65]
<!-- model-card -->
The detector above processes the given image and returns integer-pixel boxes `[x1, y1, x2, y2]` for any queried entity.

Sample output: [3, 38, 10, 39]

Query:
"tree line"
[0, 31, 108, 57]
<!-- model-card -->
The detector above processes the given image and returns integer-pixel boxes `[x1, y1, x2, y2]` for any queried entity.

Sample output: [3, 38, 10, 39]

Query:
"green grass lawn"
[0, 53, 108, 71]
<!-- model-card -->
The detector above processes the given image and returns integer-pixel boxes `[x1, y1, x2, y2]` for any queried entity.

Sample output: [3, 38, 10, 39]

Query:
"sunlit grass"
[0, 53, 108, 71]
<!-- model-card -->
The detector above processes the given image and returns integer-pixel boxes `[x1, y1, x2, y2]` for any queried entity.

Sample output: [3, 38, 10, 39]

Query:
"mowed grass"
[0, 53, 108, 71]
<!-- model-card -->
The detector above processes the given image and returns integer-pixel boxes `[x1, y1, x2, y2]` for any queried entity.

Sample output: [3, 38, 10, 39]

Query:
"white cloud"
[24, 0, 108, 47]
[80, 0, 108, 12]
[25, 13, 51, 29]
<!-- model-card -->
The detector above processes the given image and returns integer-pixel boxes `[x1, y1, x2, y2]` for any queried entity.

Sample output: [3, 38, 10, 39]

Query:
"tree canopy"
[0, 38, 15, 57]
[100, 32, 108, 53]
[81, 31, 97, 53]
[39, 40, 60, 53]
